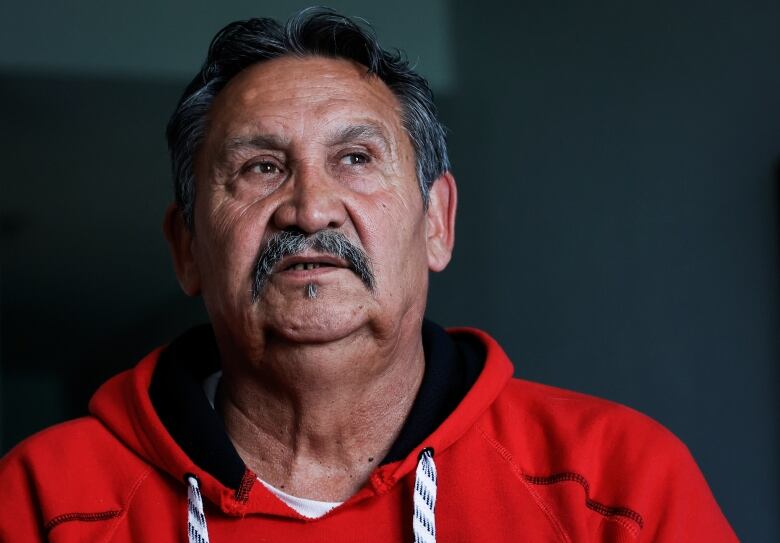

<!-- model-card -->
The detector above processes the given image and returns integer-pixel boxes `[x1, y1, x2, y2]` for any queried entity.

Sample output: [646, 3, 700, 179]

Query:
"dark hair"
[166, 7, 450, 228]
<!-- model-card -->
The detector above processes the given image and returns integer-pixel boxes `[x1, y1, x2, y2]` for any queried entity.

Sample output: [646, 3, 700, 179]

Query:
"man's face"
[168, 56, 455, 348]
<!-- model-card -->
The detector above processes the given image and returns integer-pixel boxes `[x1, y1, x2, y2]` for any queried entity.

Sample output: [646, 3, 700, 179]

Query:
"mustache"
[251, 229, 376, 301]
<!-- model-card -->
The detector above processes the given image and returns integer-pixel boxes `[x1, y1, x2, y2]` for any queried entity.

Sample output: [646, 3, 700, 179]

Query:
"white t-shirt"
[202, 371, 343, 518]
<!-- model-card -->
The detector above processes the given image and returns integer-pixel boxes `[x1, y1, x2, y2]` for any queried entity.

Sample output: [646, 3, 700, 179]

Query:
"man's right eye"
[248, 161, 281, 175]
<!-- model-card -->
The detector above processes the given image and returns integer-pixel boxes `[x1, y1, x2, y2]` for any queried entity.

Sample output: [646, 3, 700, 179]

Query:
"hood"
[88, 320, 514, 517]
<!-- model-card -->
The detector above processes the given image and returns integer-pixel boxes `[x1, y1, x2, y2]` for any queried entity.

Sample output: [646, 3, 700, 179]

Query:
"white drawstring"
[187, 475, 211, 543]
[186, 450, 438, 543]
[413, 448, 438, 543]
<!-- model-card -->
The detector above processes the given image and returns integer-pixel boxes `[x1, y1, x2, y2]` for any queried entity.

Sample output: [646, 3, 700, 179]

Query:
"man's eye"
[341, 153, 370, 166]
[248, 162, 281, 174]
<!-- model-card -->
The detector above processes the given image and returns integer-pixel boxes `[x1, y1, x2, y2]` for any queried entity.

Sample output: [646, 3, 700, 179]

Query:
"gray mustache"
[251, 230, 376, 301]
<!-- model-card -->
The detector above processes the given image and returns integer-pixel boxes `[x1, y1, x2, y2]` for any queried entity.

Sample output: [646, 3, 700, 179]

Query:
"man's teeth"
[291, 263, 323, 271]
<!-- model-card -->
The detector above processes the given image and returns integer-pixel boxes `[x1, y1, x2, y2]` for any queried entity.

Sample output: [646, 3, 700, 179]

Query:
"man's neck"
[216, 331, 425, 502]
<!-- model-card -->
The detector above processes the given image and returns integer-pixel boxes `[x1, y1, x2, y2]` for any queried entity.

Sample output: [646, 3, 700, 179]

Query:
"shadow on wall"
[776, 155, 780, 496]
[0, 72, 208, 452]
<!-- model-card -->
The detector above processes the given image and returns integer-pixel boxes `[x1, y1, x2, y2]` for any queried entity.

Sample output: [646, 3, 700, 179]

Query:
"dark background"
[1, 1, 777, 540]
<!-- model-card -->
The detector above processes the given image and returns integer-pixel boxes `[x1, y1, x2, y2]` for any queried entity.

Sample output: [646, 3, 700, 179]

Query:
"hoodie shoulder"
[476, 377, 737, 541]
[0, 417, 151, 541]
[501, 378, 679, 458]
[489, 377, 701, 486]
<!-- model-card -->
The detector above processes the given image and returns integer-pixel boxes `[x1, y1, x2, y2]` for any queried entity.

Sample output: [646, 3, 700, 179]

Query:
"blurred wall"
[431, 4, 779, 541]
[1, 1, 778, 540]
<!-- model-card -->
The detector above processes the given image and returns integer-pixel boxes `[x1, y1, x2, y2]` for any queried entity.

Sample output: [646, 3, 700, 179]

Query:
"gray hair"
[166, 7, 450, 228]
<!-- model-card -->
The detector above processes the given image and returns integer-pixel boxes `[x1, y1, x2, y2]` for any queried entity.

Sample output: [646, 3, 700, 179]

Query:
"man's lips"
[273, 254, 351, 274]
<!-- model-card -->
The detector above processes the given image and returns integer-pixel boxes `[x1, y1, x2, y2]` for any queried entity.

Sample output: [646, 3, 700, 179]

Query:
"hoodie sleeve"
[0, 442, 47, 541]
[497, 379, 739, 542]
[635, 437, 739, 542]
[0, 418, 145, 542]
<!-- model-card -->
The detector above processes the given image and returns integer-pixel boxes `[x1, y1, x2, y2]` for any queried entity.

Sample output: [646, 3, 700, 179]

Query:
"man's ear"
[426, 171, 457, 272]
[162, 203, 201, 296]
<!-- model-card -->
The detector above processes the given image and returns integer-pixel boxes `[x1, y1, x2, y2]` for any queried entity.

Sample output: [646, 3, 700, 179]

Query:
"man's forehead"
[210, 56, 404, 130]
[200, 56, 411, 165]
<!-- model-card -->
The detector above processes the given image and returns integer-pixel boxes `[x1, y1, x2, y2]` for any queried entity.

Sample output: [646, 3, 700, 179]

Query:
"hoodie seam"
[476, 424, 643, 540]
[523, 472, 643, 533]
[476, 424, 571, 543]
[44, 511, 122, 534]
[102, 466, 153, 542]
[234, 469, 256, 503]
[42, 467, 151, 541]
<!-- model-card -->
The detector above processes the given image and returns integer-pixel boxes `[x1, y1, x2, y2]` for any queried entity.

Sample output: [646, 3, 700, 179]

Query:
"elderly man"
[0, 8, 737, 542]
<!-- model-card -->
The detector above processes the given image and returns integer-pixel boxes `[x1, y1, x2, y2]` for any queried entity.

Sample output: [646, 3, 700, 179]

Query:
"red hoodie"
[0, 324, 737, 542]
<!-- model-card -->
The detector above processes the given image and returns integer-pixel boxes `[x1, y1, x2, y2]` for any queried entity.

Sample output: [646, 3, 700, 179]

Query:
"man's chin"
[264, 303, 370, 345]
[271, 323, 365, 345]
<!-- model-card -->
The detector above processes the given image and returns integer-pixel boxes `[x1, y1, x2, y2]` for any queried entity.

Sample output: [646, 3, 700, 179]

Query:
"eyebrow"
[326, 123, 392, 152]
[219, 121, 392, 159]
[223, 133, 290, 153]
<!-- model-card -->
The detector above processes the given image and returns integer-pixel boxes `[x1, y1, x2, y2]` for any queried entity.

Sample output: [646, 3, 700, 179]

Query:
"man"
[0, 8, 737, 542]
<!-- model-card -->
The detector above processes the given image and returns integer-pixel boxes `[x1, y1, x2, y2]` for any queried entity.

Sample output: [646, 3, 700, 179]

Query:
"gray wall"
[1, 1, 777, 540]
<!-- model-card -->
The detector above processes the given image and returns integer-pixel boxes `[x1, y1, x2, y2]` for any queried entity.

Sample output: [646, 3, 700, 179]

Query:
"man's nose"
[271, 164, 348, 234]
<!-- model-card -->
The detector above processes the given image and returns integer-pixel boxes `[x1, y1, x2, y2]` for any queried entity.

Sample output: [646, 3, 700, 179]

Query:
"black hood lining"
[149, 325, 244, 488]
[382, 320, 484, 463]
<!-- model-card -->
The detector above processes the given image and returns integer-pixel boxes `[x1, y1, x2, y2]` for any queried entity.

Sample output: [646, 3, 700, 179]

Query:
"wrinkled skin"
[163, 56, 457, 500]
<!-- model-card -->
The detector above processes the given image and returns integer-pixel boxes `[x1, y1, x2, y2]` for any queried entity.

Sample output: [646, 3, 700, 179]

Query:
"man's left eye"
[341, 153, 370, 166]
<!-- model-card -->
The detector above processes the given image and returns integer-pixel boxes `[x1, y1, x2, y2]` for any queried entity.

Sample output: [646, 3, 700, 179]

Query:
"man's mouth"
[251, 229, 376, 302]
[276, 255, 349, 274]
[285, 262, 336, 271]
